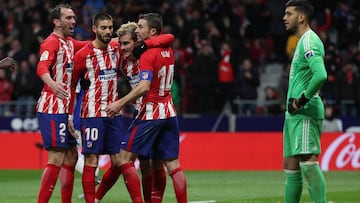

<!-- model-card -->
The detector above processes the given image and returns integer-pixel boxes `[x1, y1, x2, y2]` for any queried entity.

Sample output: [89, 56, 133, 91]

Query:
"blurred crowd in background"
[0, 0, 360, 117]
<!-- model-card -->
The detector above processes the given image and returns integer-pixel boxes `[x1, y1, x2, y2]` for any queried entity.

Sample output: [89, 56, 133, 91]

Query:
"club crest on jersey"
[304, 50, 314, 59]
[142, 72, 149, 80]
[111, 52, 116, 60]
[39, 51, 49, 61]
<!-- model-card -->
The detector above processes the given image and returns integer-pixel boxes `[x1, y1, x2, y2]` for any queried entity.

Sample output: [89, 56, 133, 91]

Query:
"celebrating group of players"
[35, 3, 186, 203]
[1, 0, 329, 202]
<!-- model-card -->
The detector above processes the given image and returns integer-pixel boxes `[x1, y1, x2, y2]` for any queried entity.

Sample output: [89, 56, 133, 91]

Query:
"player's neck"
[52, 30, 66, 39]
[92, 39, 108, 49]
[296, 24, 310, 38]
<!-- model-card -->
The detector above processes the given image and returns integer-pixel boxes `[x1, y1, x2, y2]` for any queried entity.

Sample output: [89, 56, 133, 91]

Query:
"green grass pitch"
[0, 170, 359, 203]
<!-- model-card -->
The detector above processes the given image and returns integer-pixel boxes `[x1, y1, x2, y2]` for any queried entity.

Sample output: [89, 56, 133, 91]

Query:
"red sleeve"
[139, 50, 155, 72]
[144, 34, 174, 48]
[69, 47, 87, 115]
[71, 37, 89, 53]
[36, 38, 59, 78]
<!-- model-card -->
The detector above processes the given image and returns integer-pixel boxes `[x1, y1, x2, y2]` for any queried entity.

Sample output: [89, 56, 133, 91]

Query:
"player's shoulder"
[301, 30, 322, 45]
[41, 34, 60, 48]
[300, 30, 323, 52]
[75, 42, 92, 57]
[143, 47, 173, 57]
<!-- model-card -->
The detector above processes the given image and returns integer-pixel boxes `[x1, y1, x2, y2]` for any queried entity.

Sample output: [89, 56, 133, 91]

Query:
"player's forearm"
[41, 73, 56, 87]
[121, 80, 150, 104]
[145, 34, 175, 48]
[305, 58, 327, 98]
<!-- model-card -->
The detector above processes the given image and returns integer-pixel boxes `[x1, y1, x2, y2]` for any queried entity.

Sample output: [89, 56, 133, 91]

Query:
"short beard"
[97, 34, 111, 44]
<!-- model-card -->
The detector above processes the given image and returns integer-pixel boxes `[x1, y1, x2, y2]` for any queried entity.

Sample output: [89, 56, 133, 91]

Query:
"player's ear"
[92, 25, 97, 33]
[298, 13, 305, 23]
[150, 28, 157, 36]
[53, 19, 61, 27]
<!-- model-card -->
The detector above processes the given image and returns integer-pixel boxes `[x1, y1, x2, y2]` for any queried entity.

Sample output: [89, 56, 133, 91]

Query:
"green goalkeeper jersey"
[286, 29, 327, 119]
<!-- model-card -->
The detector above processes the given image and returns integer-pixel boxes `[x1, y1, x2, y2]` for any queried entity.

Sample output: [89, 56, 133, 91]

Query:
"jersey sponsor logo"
[127, 75, 140, 88]
[39, 50, 49, 61]
[304, 50, 314, 59]
[99, 69, 117, 81]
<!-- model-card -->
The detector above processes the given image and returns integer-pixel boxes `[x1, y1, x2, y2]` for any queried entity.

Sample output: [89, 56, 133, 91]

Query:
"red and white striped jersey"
[36, 33, 87, 114]
[120, 58, 143, 110]
[70, 41, 122, 118]
[137, 46, 177, 120]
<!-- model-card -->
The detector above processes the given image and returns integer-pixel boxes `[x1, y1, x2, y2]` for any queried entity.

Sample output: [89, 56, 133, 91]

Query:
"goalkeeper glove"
[288, 93, 309, 114]
[133, 41, 147, 59]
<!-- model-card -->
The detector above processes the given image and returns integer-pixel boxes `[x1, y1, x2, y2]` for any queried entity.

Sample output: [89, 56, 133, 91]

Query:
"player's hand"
[67, 119, 78, 139]
[133, 41, 147, 59]
[0, 57, 16, 70]
[50, 81, 68, 99]
[105, 100, 123, 118]
[288, 93, 309, 114]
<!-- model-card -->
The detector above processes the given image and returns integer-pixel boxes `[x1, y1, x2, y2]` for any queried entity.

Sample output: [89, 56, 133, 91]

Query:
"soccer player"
[106, 13, 187, 203]
[282, 0, 328, 202]
[0, 57, 15, 70]
[35, 3, 87, 203]
[94, 22, 173, 203]
[67, 12, 125, 203]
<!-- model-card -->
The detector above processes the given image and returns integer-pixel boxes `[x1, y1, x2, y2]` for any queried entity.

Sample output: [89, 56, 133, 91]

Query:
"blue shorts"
[37, 112, 77, 150]
[80, 116, 128, 155]
[121, 117, 180, 160]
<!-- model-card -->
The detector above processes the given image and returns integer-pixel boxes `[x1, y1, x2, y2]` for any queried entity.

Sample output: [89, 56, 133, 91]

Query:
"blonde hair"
[116, 22, 137, 40]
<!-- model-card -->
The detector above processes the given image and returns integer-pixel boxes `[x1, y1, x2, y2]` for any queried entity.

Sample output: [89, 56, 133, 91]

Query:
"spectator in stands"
[334, 60, 359, 116]
[267, 0, 288, 62]
[7, 38, 28, 62]
[264, 86, 282, 115]
[0, 68, 13, 116]
[322, 105, 343, 132]
[217, 42, 236, 113]
[278, 62, 290, 113]
[286, 34, 298, 61]
[333, 2, 358, 51]
[172, 38, 195, 113]
[190, 39, 219, 114]
[13, 60, 40, 116]
[235, 57, 260, 115]
[322, 43, 340, 104]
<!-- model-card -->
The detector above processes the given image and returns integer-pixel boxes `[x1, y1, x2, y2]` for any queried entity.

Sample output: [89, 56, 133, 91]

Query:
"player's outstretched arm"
[0, 57, 15, 70]
[133, 34, 175, 59]
[144, 34, 175, 48]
